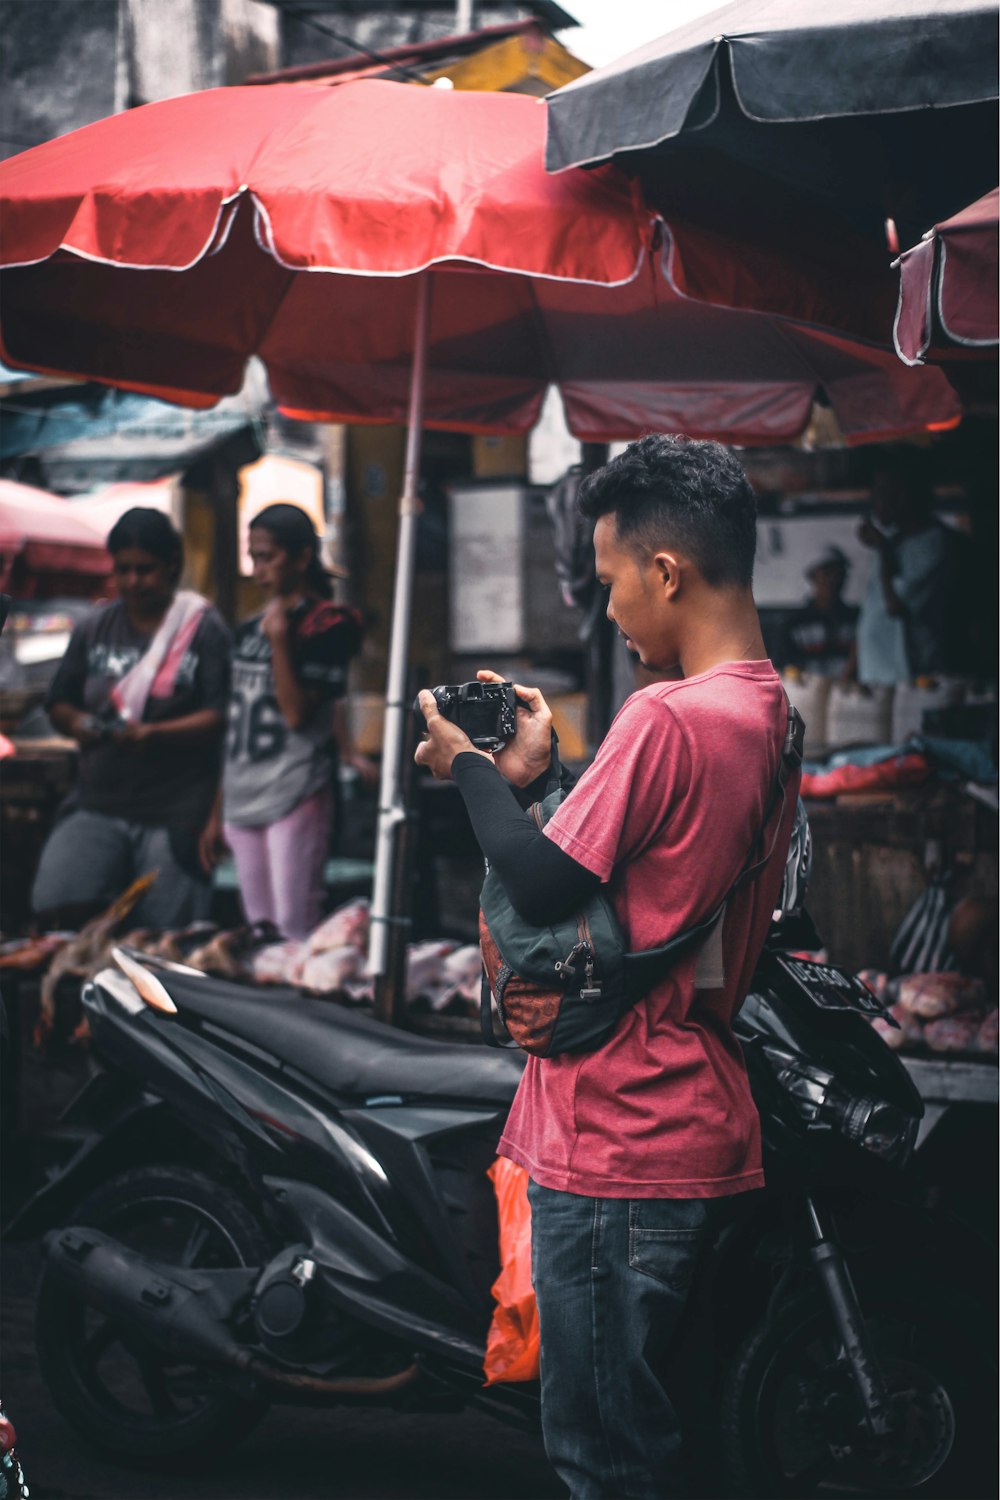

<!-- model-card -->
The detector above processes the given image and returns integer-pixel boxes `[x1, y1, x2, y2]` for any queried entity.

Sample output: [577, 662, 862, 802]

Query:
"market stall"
[0, 482, 110, 931]
[791, 713, 998, 1119]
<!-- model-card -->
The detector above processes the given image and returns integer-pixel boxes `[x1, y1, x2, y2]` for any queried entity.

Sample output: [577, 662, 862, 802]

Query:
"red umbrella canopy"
[0, 81, 646, 431]
[0, 79, 958, 444]
[894, 189, 1000, 365]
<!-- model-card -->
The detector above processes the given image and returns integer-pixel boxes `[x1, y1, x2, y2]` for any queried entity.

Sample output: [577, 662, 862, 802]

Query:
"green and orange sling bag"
[479, 702, 803, 1057]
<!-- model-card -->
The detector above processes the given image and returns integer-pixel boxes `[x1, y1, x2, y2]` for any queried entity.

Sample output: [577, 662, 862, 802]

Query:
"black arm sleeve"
[451, 753, 599, 925]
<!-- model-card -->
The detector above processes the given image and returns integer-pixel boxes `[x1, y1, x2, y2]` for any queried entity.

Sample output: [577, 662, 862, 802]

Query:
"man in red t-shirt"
[416, 435, 798, 1499]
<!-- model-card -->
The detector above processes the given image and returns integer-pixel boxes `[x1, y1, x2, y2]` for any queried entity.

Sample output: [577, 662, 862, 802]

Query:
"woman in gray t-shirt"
[202, 505, 364, 940]
[33, 508, 230, 931]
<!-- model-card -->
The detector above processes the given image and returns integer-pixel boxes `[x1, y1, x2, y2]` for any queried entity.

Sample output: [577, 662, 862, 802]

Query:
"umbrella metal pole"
[369, 274, 432, 1017]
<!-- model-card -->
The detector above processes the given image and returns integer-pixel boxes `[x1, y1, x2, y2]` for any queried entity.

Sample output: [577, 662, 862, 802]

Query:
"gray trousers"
[32, 808, 212, 930]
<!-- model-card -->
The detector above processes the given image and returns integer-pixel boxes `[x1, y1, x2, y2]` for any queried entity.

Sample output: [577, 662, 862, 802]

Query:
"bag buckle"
[555, 941, 587, 978]
[579, 954, 602, 1002]
[785, 706, 805, 768]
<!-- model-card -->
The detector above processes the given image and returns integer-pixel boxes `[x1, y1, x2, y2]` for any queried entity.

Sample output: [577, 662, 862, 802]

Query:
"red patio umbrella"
[0, 80, 961, 985]
[893, 188, 1000, 366]
[0, 81, 958, 443]
[0, 80, 655, 985]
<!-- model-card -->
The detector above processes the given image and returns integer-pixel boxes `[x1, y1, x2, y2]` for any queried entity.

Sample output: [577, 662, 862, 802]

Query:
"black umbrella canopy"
[547, 0, 998, 297]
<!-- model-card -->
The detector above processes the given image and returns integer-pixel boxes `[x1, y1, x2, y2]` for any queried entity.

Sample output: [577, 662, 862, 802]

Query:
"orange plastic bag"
[483, 1158, 540, 1384]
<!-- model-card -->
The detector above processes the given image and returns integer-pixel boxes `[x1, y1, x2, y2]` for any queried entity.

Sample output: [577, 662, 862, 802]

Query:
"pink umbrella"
[0, 479, 109, 590]
[894, 188, 999, 365]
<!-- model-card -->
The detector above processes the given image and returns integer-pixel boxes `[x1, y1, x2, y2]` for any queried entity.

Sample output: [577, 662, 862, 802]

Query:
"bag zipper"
[553, 916, 604, 1002]
[577, 913, 603, 1002]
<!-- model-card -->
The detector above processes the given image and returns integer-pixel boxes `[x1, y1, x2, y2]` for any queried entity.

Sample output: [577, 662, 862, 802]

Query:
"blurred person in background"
[199, 504, 368, 941]
[779, 544, 858, 677]
[32, 509, 230, 930]
[855, 451, 964, 684]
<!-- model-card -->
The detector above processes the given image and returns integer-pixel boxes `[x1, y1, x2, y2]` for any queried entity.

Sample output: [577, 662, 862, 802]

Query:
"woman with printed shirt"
[33, 508, 230, 930]
[200, 504, 367, 941]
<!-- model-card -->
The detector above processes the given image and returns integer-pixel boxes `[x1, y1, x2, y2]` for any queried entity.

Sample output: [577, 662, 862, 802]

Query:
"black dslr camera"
[414, 680, 518, 752]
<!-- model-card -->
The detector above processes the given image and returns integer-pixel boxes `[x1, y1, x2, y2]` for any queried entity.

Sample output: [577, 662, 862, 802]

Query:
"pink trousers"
[225, 786, 330, 941]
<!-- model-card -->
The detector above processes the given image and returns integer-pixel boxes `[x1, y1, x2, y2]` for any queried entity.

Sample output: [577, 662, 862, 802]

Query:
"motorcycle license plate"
[774, 954, 889, 1017]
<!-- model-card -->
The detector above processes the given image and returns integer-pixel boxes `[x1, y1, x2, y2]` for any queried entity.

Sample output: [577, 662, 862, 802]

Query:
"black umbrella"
[546, 0, 999, 344]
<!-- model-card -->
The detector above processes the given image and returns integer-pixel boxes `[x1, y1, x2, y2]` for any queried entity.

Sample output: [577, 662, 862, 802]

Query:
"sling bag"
[479, 702, 804, 1056]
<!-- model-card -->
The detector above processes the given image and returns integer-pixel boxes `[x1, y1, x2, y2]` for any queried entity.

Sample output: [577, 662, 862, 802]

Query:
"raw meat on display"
[923, 1012, 985, 1053]
[871, 1002, 924, 1050]
[895, 971, 986, 1020]
[299, 945, 365, 995]
[405, 941, 459, 1005]
[303, 899, 370, 957]
[974, 1009, 999, 1055]
[252, 941, 306, 986]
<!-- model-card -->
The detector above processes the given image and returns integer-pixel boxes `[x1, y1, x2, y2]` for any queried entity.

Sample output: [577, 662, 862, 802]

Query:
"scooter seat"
[155, 971, 525, 1107]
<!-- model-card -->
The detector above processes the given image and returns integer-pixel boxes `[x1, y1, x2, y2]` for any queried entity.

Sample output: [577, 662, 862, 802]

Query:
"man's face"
[811, 562, 846, 611]
[594, 514, 678, 672]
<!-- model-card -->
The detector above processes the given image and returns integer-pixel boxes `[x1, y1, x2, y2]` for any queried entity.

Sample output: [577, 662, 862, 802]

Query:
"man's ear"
[654, 550, 682, 601]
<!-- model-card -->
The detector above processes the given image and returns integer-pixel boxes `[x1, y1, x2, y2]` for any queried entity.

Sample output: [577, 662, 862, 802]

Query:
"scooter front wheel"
[36, 1164, 271, 1467]
[719, 1277, 994, 1498]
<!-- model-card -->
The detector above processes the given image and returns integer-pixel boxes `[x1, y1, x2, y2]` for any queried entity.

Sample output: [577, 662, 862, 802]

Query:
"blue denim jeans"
[527, 1180, 724, 1500]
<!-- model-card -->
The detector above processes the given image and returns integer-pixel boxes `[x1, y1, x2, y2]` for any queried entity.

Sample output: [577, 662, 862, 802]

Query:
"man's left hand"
[414, 690, 493, 780]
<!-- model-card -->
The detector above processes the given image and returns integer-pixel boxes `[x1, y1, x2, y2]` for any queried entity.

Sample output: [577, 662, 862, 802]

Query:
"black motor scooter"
[10, 815, 994, 1497]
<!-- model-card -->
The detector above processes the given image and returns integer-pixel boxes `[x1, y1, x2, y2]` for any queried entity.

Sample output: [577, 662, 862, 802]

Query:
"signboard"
[754, 514, 871, 608]
[449, 485, 524, 651]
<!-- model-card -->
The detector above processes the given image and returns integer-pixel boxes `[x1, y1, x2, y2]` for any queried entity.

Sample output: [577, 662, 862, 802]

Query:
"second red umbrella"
[894, 189, 999, 366]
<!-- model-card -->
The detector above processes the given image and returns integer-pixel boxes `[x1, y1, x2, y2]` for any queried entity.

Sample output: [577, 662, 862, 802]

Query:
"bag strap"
[481, 967, 499, 1047]
[622, 698, 804, 1000]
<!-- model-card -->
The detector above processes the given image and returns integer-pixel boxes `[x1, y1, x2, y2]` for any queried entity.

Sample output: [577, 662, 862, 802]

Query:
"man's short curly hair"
[578, 434, 757, 588]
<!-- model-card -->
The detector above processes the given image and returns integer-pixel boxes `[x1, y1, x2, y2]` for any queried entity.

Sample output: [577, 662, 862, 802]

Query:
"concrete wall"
[218, 0, 280, 85]
[0, 0, 279, 159]
[125, 0, 279, 99]
[1, 0, 120, 157]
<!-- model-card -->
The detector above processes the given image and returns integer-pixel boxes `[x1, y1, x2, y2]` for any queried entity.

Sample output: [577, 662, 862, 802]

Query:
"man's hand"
[414, 689, 493, 781]
[475, 669, 553, 787]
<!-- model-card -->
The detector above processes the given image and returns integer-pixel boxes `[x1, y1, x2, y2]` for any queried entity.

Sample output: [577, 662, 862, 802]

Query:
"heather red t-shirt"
[498, 659, 798, 1199]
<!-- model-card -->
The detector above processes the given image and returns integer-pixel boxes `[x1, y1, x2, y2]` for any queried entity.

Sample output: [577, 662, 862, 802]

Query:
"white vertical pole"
[367, 273, 433, 983]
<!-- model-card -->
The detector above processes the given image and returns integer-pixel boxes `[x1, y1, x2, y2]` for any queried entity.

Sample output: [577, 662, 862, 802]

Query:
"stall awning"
[0, 478, 108, 587]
